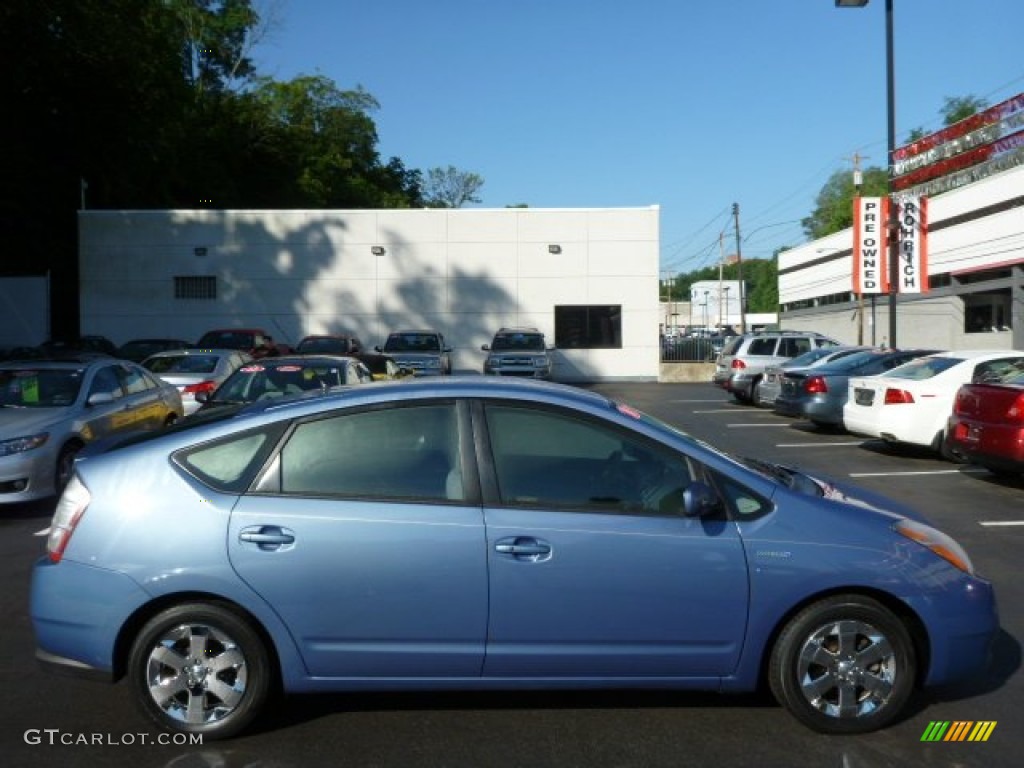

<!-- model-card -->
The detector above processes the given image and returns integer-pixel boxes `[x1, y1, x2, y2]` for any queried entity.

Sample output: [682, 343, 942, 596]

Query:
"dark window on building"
[554, 305, 622, 349]
[174, 276, 217, 300]
[964, 289, 1011, 333]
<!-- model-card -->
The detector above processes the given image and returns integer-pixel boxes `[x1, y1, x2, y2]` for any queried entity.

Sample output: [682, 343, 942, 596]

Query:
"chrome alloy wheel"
[796, 619, 897, 720]
[144, 623, 248, 725]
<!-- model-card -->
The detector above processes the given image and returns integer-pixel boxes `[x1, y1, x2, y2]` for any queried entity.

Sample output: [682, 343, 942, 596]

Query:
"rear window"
[145, 354, 219, 374]
[720, 337, 745, 356]
[885, 356, 961, 380]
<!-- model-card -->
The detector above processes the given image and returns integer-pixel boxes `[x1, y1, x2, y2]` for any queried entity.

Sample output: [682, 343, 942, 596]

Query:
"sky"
[251, 0, 1024, 276]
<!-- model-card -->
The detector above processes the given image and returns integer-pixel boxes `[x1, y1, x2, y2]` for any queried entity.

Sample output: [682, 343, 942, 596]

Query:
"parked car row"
[719, 337, 1024, 472]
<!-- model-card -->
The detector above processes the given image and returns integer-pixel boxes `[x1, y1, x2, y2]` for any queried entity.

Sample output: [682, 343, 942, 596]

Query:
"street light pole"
[884, 0, 898, 348]
[836, 0, 898, 347]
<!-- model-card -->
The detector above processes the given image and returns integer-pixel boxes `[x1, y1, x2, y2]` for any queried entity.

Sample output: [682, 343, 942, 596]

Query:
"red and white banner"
[853, 197, 888, 295]
[896, 197, 928, 294]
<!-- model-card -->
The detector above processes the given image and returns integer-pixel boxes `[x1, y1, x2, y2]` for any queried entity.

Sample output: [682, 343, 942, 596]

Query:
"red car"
[195, 328, 293, 358]
[947, 368, 1024, 477]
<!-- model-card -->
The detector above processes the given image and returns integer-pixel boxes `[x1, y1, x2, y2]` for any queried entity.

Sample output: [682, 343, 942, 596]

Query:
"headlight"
[0, 433, 49, 457]
[425, 359, 441, 368]
[533, 356, 548, 366]
[895, 519, 974, 574]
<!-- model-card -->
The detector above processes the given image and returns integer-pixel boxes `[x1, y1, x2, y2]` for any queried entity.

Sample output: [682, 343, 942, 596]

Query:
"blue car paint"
[30, 377, 997, 704]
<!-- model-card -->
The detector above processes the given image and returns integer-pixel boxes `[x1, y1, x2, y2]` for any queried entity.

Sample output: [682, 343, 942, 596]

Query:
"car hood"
[804, 469, 930, 524]
[0, 407, 69, 436]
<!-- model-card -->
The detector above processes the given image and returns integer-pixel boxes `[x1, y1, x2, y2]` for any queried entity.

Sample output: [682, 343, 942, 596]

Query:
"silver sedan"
[142, 348, 252, 416]
[0, 357, 183, 503]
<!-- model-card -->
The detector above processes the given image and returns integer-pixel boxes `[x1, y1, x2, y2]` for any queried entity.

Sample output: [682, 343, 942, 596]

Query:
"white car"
[843, 350, 1024, 457]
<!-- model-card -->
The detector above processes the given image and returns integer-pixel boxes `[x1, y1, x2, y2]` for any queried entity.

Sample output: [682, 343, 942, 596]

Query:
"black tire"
[935, 430, 966, 463]
[749, 378, 762, 406]
[769, 594, 916, 734]
[55, 442, 81, 495]
[128, 602, 271, 740]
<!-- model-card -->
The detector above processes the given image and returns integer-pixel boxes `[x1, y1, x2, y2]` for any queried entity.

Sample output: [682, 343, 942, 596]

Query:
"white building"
[778, 163, 1024, 349]
[79, 206, 661, 381]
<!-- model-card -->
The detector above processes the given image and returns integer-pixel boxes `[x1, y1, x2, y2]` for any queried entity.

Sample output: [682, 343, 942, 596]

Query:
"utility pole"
[718, 232, 726, 331]
[732, 203, 747, 334]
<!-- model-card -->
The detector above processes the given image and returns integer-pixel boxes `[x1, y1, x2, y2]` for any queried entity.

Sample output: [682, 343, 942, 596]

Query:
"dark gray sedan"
[774, 348, 940, 429]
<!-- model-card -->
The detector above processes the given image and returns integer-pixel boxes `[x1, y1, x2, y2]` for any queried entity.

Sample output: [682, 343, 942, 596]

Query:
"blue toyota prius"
[30, 377, 997, 739]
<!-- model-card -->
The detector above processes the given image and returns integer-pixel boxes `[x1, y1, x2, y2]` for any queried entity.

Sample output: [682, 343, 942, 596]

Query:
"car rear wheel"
[129, 602, 271, 740]
[769, 594, 916, 734]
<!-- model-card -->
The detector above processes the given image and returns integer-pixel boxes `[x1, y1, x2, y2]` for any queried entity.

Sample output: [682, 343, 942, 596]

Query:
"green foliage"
[801, 167, 889, 240]
[423, 166, 485, 208]
[668, 257, 779, 314]
[941, 95, 988, 126]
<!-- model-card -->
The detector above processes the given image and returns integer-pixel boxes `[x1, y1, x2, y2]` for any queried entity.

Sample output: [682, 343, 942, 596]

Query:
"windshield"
[491, 332, 544, 352]
[144, 354, 219, 374]
[383, 333, 441, 352]
[297, 337, 352, 354]
[213, 362, 345, 402]
[0, 368, 84, 407]
[197, 331, 256, 349]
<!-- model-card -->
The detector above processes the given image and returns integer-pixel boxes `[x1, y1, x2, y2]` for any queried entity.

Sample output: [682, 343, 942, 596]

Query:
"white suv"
[712, 330, 839, 404]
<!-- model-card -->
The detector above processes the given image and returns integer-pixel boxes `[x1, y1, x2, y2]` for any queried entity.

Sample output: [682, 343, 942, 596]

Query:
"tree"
[941, 94, 988, 126]
[801, 167, 889, 240]
[423, 166, 484, 208]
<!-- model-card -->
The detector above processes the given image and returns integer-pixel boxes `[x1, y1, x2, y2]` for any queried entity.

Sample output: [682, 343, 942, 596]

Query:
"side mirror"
[195, 390, 211, 403]
[682, 482, 722, 518]
[481, 344, 491, 351]
[86, 392, 115, 407]
[374, 345, 383, 353]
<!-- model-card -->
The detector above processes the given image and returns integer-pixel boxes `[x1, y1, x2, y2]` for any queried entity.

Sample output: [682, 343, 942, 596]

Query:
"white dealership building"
[78, 206, 661, 381]
[779, 93, 1024, 350]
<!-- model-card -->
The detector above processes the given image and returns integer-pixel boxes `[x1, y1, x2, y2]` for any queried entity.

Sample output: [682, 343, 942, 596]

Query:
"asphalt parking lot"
[1, 381, 1020, 768]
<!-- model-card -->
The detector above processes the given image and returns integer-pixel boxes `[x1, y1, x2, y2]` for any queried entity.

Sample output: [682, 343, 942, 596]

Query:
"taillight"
[884, 388, 915, 404]
[183, 380, 217, 395]
[1007, 392, 1024, 423]
[803, 376, 828, 394]
[47, 476, 90, 563]
[953, 388, 970, 415]
[731, 359, 747, 370]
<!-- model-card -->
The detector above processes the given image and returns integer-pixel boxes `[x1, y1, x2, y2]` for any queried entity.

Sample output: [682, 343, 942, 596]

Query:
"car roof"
[239, 355, 359, 366]
[923, 349, 1024, 361]
[147, 348, 237, 357]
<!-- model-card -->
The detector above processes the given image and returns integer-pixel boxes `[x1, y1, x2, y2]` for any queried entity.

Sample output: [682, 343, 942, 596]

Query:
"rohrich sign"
[853, 196, 929, 295]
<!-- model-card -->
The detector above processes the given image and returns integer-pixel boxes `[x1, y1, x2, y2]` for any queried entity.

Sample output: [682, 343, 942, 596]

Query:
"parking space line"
[980, 521, 1024, 527]
[777, 442, 864, 447]
[726, 423, 793, 428]
[849, 469, 990, 477]
[34, 527, 50, 537]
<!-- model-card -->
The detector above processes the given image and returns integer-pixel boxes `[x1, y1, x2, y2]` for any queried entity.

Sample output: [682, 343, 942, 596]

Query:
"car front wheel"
[128, 602, 271, 740]
[769, 594, 916, 734]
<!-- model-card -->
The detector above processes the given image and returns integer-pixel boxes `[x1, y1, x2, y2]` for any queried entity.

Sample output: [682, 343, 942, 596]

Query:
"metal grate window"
[174, 276, 217, 300]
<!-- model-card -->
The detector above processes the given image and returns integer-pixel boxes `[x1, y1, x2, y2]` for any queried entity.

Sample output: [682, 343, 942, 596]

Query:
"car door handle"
[239, 526, 295, 550]
[495, 537, 551, 558]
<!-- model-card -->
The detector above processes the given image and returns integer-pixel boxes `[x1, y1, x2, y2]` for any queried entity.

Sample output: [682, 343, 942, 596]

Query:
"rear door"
[227, 400, 488, 678]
